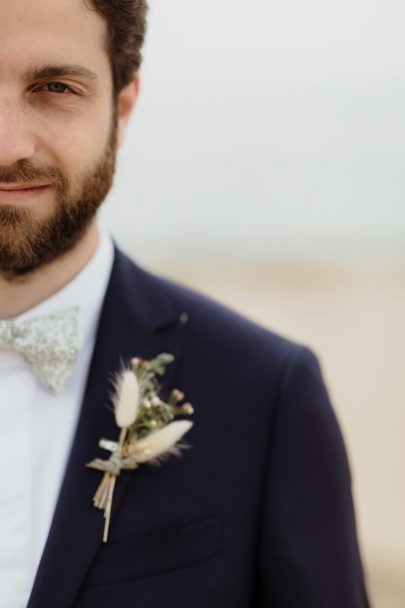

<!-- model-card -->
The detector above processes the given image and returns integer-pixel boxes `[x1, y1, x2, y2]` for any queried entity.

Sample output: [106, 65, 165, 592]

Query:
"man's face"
[0, 0, 121, 278]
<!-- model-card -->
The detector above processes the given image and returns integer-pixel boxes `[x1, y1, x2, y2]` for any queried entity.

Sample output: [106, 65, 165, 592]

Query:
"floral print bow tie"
[0, 307, 82, 393]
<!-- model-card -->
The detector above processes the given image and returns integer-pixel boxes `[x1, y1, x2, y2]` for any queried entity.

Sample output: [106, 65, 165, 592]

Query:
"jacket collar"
[28, 246, 185, 608]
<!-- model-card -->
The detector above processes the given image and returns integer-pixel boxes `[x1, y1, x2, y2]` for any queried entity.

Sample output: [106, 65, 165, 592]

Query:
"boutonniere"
[86, 353, 194, 542]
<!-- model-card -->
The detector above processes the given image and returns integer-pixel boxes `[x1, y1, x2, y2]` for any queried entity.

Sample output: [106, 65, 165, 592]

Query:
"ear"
[116, 74, 140, 146]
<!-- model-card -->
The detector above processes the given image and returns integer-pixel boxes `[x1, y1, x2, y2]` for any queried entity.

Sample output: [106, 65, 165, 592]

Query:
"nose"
[0, 97, 36, 167]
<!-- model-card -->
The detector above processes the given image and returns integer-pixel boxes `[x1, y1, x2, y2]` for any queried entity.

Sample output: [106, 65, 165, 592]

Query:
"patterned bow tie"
[0, 307, 82, 394]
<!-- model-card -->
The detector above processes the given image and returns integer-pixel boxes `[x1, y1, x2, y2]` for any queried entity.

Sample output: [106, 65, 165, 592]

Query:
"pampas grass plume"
[134, 420, 193, 463]
[114, 370, 140, 428]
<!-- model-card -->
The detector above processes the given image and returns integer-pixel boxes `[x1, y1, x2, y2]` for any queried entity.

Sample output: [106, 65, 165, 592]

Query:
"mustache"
[0, 159, 66, 188]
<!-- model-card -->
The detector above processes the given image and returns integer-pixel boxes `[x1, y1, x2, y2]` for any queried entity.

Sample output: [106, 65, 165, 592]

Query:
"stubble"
[0, 125, 118, 280]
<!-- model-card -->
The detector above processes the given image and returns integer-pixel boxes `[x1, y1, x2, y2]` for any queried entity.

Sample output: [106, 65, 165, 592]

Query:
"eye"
[45, 82, 71, 94]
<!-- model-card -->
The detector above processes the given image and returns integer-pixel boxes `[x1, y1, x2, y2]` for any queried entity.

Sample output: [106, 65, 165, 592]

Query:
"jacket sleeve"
[255, 346, 371, 607]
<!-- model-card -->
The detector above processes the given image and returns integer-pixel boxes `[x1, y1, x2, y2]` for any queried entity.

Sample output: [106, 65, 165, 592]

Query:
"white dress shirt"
[0, 220, 114, 608]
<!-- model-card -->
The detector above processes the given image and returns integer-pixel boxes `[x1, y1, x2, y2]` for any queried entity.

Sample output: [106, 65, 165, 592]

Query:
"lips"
[0, 184, 51, 204]
[0, 183, 48, 191]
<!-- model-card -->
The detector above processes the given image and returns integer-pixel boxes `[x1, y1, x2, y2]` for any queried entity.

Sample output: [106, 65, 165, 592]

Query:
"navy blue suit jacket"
[28, 247, 370, 607]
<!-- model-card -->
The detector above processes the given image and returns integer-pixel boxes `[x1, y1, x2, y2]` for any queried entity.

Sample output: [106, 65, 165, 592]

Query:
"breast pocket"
[84, 516, 223, 587]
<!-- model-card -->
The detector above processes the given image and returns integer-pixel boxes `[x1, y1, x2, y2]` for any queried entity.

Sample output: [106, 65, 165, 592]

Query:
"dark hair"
[87, 0, 148, 94]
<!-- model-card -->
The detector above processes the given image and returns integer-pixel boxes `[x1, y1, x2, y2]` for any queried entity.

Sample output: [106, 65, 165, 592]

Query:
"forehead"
[0, 0, 109, 76]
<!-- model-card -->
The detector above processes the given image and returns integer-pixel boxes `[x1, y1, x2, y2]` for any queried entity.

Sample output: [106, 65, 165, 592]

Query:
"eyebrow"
[23, 64, 99, 83]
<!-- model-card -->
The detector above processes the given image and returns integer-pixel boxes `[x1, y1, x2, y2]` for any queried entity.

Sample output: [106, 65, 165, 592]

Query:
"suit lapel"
[28, 248, 184, 608]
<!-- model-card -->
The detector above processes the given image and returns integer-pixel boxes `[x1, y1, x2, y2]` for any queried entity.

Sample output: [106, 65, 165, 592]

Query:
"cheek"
[30, 92, 113, 158]
[36, 98, 114, 174]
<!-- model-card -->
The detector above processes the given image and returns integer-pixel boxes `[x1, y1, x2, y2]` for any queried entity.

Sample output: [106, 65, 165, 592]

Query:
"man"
[0, 1, 370, 607]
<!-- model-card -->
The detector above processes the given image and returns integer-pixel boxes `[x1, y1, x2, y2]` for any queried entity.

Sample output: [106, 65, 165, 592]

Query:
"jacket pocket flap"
[85, 516, 223, 586]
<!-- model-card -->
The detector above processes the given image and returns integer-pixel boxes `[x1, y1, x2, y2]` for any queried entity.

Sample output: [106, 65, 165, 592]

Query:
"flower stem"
[101, 427, 128, 543]
[118, 427, 127, 452]
[103, 475, 116, 543]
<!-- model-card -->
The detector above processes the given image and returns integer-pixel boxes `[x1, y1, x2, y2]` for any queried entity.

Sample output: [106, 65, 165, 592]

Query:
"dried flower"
[113, 370, 140, 428]
[181, 403, 194, 415]
[87, 353, 193, 543]
[132, 420, 193, 463]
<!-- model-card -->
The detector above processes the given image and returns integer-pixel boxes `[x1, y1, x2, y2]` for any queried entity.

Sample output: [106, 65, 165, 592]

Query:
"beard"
[0, 125, 118, 280]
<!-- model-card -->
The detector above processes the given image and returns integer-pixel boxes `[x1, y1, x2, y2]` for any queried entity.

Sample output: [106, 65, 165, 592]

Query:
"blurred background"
[100, 1, 405, 605]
